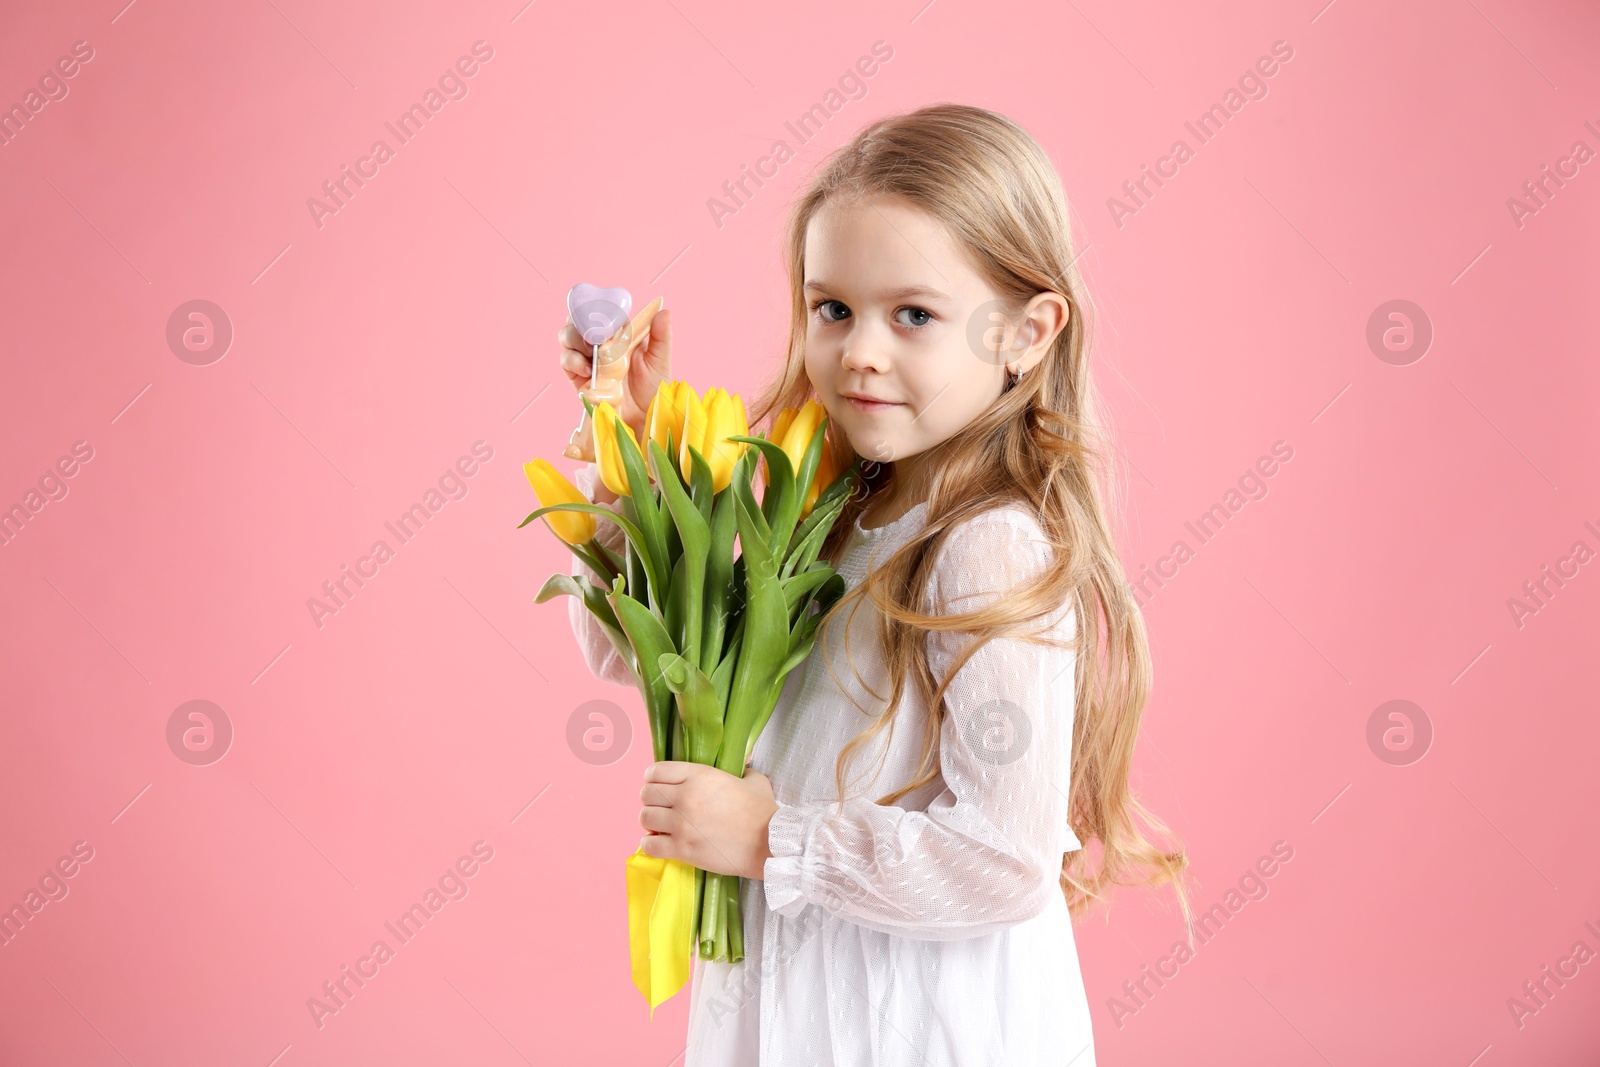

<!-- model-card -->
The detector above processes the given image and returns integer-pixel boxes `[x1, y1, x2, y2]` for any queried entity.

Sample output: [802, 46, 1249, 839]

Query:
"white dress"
[566, 463, 1095, 1066]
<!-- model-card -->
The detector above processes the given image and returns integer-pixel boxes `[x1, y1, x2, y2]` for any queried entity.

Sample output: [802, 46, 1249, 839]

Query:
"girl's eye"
[896, 306, 934, 329]
[809, 298, 849, 323]
[807, 299, 934, 330]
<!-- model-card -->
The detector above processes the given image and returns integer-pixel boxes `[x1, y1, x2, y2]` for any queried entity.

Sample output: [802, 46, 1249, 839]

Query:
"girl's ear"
[1015, 292, 1070, 373]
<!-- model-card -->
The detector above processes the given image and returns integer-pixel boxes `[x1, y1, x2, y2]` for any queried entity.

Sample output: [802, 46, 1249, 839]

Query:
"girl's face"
[801, 194, 1063, 469]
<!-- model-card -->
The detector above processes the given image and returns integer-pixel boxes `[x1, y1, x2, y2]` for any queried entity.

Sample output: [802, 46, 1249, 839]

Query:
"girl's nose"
[838, 332, 891, 374]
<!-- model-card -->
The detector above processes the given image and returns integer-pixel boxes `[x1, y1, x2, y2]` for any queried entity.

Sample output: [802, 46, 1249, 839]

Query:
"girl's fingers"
[559, 348, 592, 385]
[640, 781, 675, 806]
[558, 318, 594, 390]
[556, 309, 671, 427]
[640, 307, 672, 375]
[643, 760, 695, 784]
[557, 322, 590, 353]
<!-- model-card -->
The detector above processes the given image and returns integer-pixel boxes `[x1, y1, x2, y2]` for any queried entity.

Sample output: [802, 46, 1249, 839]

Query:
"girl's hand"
[638, 760, 776, 880]
[557, 306, 673, 443]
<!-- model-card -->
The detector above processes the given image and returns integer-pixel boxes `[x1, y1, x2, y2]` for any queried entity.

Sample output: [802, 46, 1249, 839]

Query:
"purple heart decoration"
[567, 284, 633, 346]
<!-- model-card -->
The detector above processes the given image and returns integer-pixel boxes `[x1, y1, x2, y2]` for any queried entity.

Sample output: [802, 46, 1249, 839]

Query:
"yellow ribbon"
[625, 846, 696, 1014]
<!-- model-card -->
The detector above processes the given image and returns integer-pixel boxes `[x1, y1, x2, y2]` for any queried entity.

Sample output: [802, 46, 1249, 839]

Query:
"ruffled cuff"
[762, 803, 819, 918]
[571, 461, 604, 504]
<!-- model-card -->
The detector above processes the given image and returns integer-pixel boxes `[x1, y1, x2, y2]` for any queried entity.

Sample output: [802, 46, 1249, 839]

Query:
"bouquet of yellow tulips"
[521, 381, 857, 1012]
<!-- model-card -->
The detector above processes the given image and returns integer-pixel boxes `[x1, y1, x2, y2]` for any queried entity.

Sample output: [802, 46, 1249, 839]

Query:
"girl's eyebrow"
[804, 281, 953, 302]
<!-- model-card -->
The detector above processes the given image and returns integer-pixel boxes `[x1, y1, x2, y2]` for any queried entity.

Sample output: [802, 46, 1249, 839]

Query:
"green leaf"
[565, 542, 616, 586]
[728, 449, 772, 550]
[700, 483, 738, 676]
[609, 409, 671, 613]
[534, 573, 628, 662]
[790, 572, 843, 648]
[657, 653, 724, 767]
[783, 462, 859, 573]
[607, 575, 681, 764]
[727, 433, 793, 538]
[624, 530, 647, 606]
[782, 564, 836, 616]
[653, 438, 710, 669]
[595, 538, 626, 577]
[665, 552, 687, 657]
[746, 579, 838, 757]
[728, 421, 826, 563]
[688, 447, 715, 526]
[809, 569, 846, 615]
[710, 643, 737, 709]
[720, 485, 789, 775]
[664, 510, 683, 573]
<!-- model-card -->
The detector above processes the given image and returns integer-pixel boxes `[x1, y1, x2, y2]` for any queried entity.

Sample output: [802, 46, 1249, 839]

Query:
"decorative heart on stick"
[561, 286, 665, 462]
[568, 284, 633, 346]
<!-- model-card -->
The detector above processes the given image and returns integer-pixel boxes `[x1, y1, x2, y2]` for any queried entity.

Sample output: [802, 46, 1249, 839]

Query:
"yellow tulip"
[676, 387, 706, 487]
[694, 388, 749, 492]
[777, 400, 827, 473]
[593, 400, 639, 497]
[769, 407, 796, 464]
[523, 459, 597, 545]
[646, 380, 694, 457]
[762, 400, 835, 518]
[802, 440, 839, 520]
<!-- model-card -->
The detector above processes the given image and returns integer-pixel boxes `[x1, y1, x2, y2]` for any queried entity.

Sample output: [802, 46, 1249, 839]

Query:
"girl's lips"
[845, 396, 903, 412]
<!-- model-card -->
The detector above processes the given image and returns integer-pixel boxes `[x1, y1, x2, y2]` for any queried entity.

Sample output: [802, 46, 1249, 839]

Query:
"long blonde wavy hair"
[747, 103, 1192, 933]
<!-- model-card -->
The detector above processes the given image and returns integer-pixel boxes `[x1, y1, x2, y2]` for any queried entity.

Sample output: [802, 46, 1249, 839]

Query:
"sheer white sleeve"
[565, 462, 635, 689]
[761, 507, 1080, 940]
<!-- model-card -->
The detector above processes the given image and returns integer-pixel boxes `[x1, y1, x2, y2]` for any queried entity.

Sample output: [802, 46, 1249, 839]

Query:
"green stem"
[691, 866, 705, 950]
[714, 880, 727, 962]
[726, 876, 744, 963]
[700, 870, 724, 959]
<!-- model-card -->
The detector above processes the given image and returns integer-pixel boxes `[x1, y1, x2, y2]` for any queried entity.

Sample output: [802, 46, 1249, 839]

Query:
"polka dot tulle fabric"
[568, 463, 1095, 1065]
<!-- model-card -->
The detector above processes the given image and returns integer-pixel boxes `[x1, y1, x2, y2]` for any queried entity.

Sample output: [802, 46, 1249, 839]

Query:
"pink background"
[2, 0, 1597, 1063]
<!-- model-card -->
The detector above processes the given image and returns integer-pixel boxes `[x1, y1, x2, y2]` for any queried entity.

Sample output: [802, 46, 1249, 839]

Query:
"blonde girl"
[559, 103, 1191, 1066]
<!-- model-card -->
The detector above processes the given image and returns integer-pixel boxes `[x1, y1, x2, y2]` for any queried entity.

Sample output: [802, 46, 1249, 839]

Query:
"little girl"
[557, 104, 1190, 1066]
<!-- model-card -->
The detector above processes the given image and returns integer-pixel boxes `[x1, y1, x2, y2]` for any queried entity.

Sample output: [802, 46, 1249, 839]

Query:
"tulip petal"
[594, 401, 638, 498]
[523, 459, 598, 544]
[678, 387, 707, 484]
